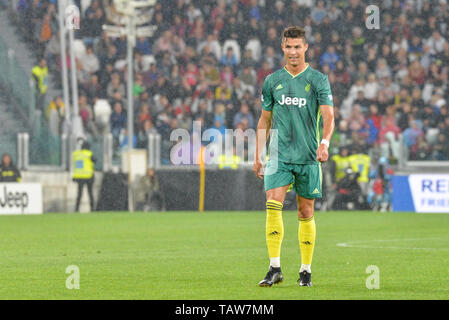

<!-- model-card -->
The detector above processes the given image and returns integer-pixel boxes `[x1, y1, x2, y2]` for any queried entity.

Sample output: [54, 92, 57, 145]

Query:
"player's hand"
[253, 160, 264, 179]
[316, 144, 329, 162]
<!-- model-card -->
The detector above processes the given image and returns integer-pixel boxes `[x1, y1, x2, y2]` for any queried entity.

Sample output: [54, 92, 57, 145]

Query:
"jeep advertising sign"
[0, 183, 43, 215]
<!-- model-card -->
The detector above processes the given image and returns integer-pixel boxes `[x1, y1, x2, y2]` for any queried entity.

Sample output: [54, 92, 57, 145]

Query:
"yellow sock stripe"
[266, 202, 282, 207]
[266, 207, 282, 212]
[266, 201, 283, 209]
[299, 216, 314, 223]
[266, 205, 283, 210]
[266, 200, 283, 206]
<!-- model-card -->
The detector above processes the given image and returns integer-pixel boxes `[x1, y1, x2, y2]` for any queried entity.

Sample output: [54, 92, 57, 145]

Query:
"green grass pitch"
[0, 210, 448, 300]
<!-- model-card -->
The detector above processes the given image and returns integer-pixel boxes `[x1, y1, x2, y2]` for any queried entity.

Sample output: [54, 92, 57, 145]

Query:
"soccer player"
[253, 26, 335, 287]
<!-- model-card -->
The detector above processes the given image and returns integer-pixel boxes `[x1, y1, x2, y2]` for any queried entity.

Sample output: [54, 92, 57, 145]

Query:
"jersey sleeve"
[261, 74, 274, 111]
[315, 73, 334, 107]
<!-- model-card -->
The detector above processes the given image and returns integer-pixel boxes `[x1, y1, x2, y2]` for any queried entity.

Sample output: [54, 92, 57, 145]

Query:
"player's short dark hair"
[282, 26, 307, 43]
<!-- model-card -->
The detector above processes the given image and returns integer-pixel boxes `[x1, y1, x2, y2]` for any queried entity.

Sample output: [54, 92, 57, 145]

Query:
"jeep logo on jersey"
[278, 95, 307, 107]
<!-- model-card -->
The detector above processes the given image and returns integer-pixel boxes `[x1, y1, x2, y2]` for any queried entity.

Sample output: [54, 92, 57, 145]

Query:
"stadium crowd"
[10, 0, 449, 208]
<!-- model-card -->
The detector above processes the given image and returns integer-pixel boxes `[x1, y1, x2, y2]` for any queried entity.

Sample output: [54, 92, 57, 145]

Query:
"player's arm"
[316, 105, 334, 162]
[253, 75, 274, 179]
[315, 73, 335, 163]
[254, 110, 272, 179]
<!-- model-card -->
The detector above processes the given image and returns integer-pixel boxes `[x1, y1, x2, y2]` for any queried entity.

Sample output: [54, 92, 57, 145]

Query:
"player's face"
[282, 37, 308, 67]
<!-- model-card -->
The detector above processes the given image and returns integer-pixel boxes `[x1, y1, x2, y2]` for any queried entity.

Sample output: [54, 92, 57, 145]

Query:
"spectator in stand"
[137, 119, 158, 149]
[110, 102, 126, 143]
[409, 59, 426, 86]
[394, 88, 412, 106]
[427, 30, 447, 55]
[353, 91, 371, 113]
[220, 65, 234, 88]
[210, 115, 226, 138]
[107, 73, 126, 104]
[32, 58, 48, 112]
[410, 135, 432, 160]
[381, 76, 400, 102]
[203, 62, 220, 88]
[0, 154, 21, 182]
[361, 116, 379, 146]
[138, 103, 152, 131]
[84, 6, 105, 39]
[409, 35, 424, 61]
[135, 36, 152, 56]
[403, 119, 423, 150]
[364, 73, 380, 101]
[396, 103, 412, 131]
[238, 65, 257, 94]
[348, 105, 365, 133]
[432, 133, 449, 160]
[256, 61, 272, 87]
[36, 13, 54, 58]
[310, 0, 327, 24]
[214, 81, 232, 102]
[79, 95, 99, 137]
[46, 96, 65, 123]
[220, 46, 238, 69]
[320, 45, 340, 71]
[233, 103, 254, 129]
[82, 74, 102, 104]
[240, 49, 257, 69]
[376, 58, 392, 81]
[379, 116, 401, 145]
[81, 45, 100, 75]
[154, 30, 173, 56]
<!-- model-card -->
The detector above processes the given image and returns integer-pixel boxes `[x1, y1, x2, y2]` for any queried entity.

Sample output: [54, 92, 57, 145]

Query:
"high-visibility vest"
[72, 150, 94, 179]
[331, 154, 351, 182]
[32, 65, 49, 94]
[218, 154, 241, 170]
[348, 153, 371, 183]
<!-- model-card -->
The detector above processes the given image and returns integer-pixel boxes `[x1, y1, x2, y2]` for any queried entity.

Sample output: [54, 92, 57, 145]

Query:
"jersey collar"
[284, 63, 309, 79]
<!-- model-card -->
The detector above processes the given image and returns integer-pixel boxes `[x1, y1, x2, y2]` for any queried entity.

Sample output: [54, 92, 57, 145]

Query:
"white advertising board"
[0, 183, 43, 215]
[409, 174, 449, 213]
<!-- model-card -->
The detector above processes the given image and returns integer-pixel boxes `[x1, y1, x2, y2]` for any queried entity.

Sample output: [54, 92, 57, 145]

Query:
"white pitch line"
[336, 238, 449, 251]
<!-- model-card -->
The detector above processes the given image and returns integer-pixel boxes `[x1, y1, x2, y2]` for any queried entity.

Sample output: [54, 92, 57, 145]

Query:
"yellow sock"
[298, 216, 316, 266]
[266, 200, 284, 264]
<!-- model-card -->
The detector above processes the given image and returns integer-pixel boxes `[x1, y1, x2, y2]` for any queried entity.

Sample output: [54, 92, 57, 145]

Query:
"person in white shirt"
[364, 73, 379, 100]
[82, 45, 100, 74]
[427, 31, 447, 55]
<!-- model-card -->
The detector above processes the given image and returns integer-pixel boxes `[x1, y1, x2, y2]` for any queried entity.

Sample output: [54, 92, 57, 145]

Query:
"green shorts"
[264, 160, 322, 198]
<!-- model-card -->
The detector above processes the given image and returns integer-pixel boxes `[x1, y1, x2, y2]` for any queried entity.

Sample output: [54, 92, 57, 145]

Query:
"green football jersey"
[261, 64, 333, 164]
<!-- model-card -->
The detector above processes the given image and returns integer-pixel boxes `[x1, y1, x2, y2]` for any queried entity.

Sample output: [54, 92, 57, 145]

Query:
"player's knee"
[266, 197, 284, 205]
[297, 203, 314, 219]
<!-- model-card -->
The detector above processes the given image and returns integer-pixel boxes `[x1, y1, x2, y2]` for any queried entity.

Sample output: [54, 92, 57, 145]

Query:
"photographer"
[332, 167, 365, 210]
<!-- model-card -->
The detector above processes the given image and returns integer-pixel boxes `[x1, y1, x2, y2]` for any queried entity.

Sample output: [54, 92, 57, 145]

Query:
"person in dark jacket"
[0, 154, 21, 182]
